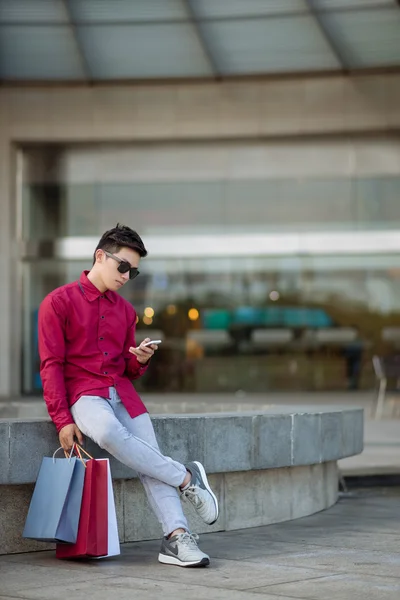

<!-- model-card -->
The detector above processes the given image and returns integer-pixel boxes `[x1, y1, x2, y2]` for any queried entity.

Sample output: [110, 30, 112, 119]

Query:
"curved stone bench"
[0, 406, 363, 555]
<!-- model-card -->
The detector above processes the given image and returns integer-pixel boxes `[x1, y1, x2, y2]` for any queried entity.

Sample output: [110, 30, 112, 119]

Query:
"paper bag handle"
[52, 446, 74, 461]
[73, 443, 94, 460]
[52, 443, 91, 467]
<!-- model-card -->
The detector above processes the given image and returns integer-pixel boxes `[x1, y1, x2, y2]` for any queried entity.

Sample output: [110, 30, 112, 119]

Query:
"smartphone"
[142, 339, 162, 347]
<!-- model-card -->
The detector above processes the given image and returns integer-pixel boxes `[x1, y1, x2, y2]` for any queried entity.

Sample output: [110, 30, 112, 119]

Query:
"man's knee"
[93, 419, 121, 449]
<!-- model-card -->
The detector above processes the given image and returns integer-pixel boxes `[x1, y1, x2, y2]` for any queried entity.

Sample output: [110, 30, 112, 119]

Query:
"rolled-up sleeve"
[38, 295, 74, 432]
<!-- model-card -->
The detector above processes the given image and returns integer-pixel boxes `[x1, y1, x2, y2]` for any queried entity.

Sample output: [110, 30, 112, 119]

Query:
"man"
[38, 223, 218, 567]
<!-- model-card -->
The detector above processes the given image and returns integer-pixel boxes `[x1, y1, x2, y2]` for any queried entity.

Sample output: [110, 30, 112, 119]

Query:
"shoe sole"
[192, 460, 219, 525]
[158, 553, 210, 567]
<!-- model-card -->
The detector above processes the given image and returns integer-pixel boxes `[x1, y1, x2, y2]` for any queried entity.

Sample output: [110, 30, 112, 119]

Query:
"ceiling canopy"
[0, 0, 399, 82]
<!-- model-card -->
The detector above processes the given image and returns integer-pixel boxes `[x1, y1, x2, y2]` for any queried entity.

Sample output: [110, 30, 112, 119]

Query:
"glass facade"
[20, 138, 400, 395]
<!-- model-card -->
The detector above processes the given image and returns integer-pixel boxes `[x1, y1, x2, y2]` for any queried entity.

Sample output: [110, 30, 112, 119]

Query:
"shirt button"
[104, 371, 108, 375]
[104, 352, 108, 355]
[99, 337, 104, 340]
[101, 295, 104, 299]
[101, 316, 105, 319]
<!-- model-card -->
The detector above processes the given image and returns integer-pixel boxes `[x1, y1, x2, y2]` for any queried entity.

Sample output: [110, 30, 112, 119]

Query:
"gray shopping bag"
[23, 449, 85, 543]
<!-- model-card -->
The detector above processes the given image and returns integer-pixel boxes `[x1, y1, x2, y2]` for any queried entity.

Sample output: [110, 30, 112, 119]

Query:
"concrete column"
[0, 92, 17, 396]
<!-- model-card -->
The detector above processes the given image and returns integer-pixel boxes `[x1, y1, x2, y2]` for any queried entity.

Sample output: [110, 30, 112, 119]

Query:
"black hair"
[93, 223, 148, 264]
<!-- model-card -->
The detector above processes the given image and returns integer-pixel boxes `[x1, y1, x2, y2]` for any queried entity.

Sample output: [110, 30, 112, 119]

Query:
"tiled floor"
[1, 488, 399, 600]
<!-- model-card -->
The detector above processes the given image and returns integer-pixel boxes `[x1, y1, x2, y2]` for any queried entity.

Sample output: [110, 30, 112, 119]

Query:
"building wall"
[0, 74, 400, 396]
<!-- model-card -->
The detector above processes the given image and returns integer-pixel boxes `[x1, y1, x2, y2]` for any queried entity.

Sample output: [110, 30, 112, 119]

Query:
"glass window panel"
[356, 177, 400, 227]
[198, 15, 339, 74]
[22, 142, 400, 238]
[22, 183, 67, 239]
[314, 1, 395, 9]
[23, 251, 400, 394]
[64, 184, 100, 236]
[0, 26, 85, 79]
[20, 142, 400, 396]
[69, 0, 188, 22]
[225, 179, 356, 231]
[33, 139, 400, 186]
[23, 176, 400, 238]
[21, 259, 86, 392]
[194, 0, 308, 19]
[322, 8, 400, 68]
[96, 181, 225, 234]
[0, 0, 68, 23]
[77, 23, 212, 78]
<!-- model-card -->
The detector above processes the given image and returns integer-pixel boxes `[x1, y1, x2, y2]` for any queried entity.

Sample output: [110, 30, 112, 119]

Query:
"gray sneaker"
[181, 461, 219, 525]
[158, 532, 210, 567]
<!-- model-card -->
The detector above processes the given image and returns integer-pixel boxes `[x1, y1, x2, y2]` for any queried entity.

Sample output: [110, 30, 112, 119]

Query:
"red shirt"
[38, 270, 148, 432]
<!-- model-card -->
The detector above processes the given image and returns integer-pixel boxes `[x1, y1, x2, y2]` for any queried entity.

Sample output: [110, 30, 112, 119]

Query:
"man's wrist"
[137, 358, 149, 365]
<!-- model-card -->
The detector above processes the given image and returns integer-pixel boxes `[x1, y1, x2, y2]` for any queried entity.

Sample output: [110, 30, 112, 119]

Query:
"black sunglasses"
[104, 251, 140, 280]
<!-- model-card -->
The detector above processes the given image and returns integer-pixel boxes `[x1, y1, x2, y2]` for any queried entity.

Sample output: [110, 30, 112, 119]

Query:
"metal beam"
[306, 0, 349, 73]
[62, 0, 92, 82]
[184, 0, 221, 78]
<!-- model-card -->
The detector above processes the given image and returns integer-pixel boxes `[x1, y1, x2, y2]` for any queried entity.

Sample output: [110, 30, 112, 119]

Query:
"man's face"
[99, 247, 141, 292]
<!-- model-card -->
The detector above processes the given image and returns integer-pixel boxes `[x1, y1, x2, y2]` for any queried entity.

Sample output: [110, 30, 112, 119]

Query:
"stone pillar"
[0, 93, 14, 396]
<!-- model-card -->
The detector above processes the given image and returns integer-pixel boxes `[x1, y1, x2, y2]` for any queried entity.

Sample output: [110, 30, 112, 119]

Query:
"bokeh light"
[188, 308, 200, 321]
[166, 304, 177, 315]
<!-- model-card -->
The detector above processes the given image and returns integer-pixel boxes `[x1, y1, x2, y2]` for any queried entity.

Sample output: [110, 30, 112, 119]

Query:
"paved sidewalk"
[339, 418, 400, 477]
[1, 488, 399, 600]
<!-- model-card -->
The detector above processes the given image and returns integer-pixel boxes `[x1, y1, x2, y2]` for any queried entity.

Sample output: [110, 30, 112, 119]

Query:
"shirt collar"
[79, 271, 116, 303]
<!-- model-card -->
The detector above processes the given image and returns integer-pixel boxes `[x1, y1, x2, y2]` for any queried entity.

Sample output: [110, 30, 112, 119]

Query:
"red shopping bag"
[93, 459, 121, 559]
[56, 456, 108, 559]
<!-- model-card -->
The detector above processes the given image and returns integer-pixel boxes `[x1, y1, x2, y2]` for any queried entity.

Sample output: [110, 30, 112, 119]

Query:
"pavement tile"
[0, 577, 296, 600]
[315, 516, 400, 535]
[200, 538, 310, 561]
[240, 546, 400, 579]
[0, 548, 157, 574]
[285, 517, 400, 536]
[74, 557, 341, 591]
[0, 549, 341, 592]
[0, 561, 113, 594]
[322, 502, 399, 518]
[0, 597, 32, 600]
[1, 489, 399, 600]
[262, 529, 400, 553]
[252, 573, 400, 600]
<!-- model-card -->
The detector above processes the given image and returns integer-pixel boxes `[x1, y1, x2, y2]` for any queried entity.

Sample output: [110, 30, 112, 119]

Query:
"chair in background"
[372, 355, 400, 419]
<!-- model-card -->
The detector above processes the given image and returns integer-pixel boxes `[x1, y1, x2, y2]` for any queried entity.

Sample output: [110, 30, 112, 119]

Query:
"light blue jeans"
[71, 387, 189, 536]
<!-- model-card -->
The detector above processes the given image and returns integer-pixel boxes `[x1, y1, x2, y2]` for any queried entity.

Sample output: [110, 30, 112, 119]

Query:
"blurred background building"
[1, 0, 400, 400]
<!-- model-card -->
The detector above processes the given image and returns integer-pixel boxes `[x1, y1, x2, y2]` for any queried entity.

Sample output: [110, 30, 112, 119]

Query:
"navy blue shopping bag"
[23, 448, 86, 543]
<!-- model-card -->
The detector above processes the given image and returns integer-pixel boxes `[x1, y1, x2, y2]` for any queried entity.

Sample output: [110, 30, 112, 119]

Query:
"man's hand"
[59, 424, 84, 452]
[129, 337, 158, 364]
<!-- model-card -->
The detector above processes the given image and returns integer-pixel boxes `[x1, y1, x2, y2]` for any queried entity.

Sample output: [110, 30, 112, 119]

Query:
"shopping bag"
[94, 458, 120, 558]
[56, 454, 108, 558]
[23, 448, 85, 543]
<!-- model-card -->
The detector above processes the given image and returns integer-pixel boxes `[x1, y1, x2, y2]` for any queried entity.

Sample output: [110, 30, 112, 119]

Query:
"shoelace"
[176, 532, 200, 548]
[181, 486, 205, 508]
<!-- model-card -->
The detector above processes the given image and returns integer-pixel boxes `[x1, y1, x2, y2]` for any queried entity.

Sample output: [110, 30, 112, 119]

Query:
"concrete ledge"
[0, 407, 363, 484]
[0, 407, 363, 554]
